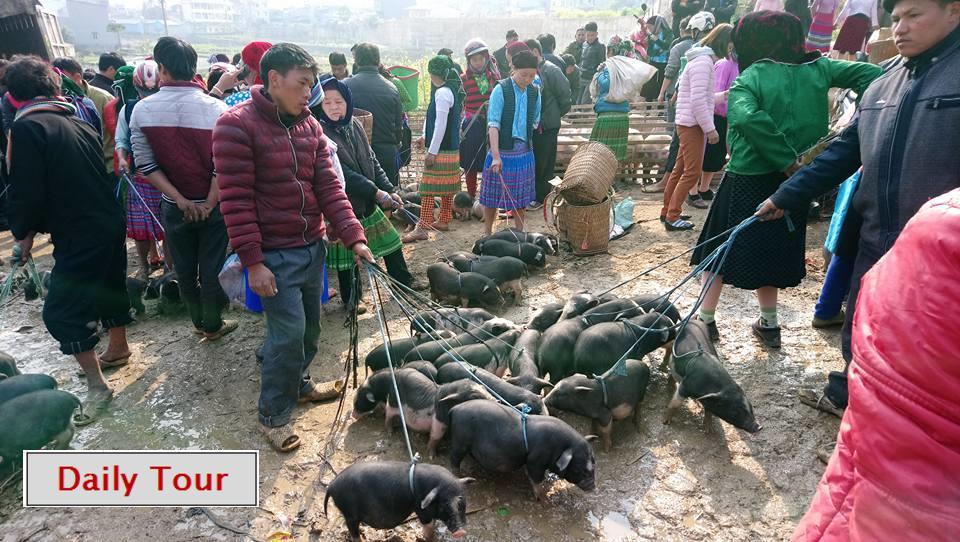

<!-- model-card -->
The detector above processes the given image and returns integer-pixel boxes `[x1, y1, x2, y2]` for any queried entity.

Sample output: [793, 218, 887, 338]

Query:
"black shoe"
[687, 194, 709, 209]
[664, 218, 695, 231]
[659, 214, 692, 223]
[751, 319, 782, 349]
[699, 189, 715, 201]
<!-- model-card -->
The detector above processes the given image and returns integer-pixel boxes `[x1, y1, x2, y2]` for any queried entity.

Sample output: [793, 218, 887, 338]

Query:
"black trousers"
[44, 230, 133, 355]
[533, 128, 560, 203]
[161, 201, 229, 333]
[337, 248, 413, 305]
[372, 142, 400, 186]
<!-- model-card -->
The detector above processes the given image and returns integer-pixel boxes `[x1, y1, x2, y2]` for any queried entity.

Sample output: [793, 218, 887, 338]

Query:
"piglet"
[538, 317, 589, 384]
[434, 329, 521, 377]
[664, 320, 761, 434]
[428, 380, 494, 457]
[580, 298, 642, 326]
[353, 368, 438, 434]
[559, 291, 600, 320]
[527, 302, 565, 332]
[404, 361, 439, 383]
[325, 461, 474, 542]
[572, 311, 674, 377]
[472, 239, 546, 268]
[410, 306, 494, 335]
[448, 400, 597, 500]
[0, 389, 80, 464]
[545, 359, 651, 452]
[405, 319, 514, 363]
[0, 374, 58, 405]
[452, 191, 475, 221]
[0, 351, 21, 380]
[436, 362, 546, 415]
[426, 263, 505, 309]
[487, 228, 559, 255]
[505, 329, 553, 394]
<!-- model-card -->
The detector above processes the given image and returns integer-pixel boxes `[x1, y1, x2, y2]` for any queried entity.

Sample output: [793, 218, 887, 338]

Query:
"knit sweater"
[674, 46, 717, 133]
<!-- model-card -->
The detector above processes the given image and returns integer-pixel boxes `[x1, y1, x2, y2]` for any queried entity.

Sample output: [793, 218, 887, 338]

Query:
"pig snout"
[577, 478, 597, 492]
[745, 420, 762, 433]
[451, 529, 467, 538]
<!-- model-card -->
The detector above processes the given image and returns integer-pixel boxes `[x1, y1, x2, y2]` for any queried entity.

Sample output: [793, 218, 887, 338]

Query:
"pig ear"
[438, 393, 459, 405]
[459, 477, 477, 486]
[482, 285, 491, 293]
[695, 392, 722, 404]
[366, 392, 377, 404]
[555, 448, 574, 472]
[535, 378, 554, 390]
[584, 435, 600, 443]
[420, 487, 440, 509]
[574, 386, 593, 396]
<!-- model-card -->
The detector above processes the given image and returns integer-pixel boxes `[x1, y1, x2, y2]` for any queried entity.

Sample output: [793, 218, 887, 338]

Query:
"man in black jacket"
[5, 56, 132, 424]
[705, 0, 736, 23]
[563, 28, 586, 65]
[526, 39, 573, 208]
[537, 33, 566, 69]
[90, 51, 126, 93]
[493, 30, 520, 76]
[577, 22, 606, 104]
[345, 43, 404, 185]
[756, 0, 960, 416]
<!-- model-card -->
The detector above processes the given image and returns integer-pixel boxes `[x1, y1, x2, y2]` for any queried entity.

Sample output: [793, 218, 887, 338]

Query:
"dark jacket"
[705, 0, 736, 23]
[564, 40, 584, 65]
[214, 86, 366, 268]
[544, 53, 566, 71]
[7, 109, 124, 243]
[90, 73, 115, 94]
[539, 59, 573, 131]
[494, 46, 510, 78]
[770, 28, 960, 263]
[320, 116, 396, 219]
[565, 65, 582, 97]
[579, 40, 607, 81]
[671, 0, 705, 36]
[344, 67, 403, 149]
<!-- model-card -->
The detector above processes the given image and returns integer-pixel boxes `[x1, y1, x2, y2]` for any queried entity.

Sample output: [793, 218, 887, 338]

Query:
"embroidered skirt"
[480, 140, 536, 210]
[589, 111, 629, 161]
[126, 175, 165, 242]
[459, 114, 488, 172]
[325, 207, 402, 272]
[420, 149, 462, 196]
[805, 11, 835, 53]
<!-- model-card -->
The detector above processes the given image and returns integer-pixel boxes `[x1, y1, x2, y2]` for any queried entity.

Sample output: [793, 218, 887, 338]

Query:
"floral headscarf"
[428, 54, 465, 110]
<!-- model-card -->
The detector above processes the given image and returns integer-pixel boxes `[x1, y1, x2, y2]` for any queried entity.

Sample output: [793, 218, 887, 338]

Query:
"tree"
[106, 22, 125, 50]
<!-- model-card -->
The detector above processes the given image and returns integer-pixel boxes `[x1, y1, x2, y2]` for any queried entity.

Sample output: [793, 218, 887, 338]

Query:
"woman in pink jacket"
[661, 22, 733, 230]
[793, 188, 960, 540]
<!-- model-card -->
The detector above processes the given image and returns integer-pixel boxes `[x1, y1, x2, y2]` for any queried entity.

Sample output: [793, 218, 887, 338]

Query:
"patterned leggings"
[419, 195, 453, 226]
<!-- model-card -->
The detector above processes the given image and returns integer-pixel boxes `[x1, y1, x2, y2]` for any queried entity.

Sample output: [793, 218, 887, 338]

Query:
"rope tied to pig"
[593, 375, 609, 408]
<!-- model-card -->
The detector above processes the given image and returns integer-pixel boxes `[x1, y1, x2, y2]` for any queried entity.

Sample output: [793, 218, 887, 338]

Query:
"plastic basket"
[388, 65, 420, 111]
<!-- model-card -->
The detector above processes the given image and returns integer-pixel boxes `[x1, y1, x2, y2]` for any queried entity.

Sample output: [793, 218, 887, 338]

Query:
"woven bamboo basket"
[355, 108, 374, 141]
[552, 192, 613, 256]
[556, 141, 618, 206]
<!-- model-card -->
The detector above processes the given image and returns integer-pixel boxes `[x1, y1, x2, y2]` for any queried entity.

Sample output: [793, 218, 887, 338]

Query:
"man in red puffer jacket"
[793, 188, 960, 541]
[214, 43, 373, 453]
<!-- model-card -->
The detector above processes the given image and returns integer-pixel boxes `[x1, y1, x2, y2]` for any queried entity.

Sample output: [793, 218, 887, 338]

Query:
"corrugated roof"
[0, 0, 42, 19]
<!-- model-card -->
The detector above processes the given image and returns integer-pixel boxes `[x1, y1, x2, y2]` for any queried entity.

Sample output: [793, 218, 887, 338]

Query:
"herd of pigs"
[325, 229, 761, 542]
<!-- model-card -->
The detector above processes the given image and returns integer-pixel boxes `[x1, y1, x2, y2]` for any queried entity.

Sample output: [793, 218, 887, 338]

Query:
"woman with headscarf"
[209, 40, 272, 105]
[403, 55, 464, 243]
[460, 39, 501, 199]
[689, 11, 881, 348]
[311, 76, 421, 310]
[113, 61, 166, 280]
[480, 50, 540, 235]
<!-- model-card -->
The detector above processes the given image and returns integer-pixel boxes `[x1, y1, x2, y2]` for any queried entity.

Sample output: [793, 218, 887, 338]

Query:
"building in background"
[60, 0, 110, 49]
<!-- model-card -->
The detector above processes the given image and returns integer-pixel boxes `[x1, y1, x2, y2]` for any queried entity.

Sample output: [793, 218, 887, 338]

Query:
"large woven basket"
[557, 142, 618, 206]
[552, 193, 613, 256]
[355, 108, 374, 141]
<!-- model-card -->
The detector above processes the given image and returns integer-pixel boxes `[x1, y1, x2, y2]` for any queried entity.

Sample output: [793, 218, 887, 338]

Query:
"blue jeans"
[813, 254, 854, 320]
[258, 242, 326, 427]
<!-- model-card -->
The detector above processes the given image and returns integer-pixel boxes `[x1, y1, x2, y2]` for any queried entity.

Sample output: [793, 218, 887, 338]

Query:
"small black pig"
[487, 228, 559, 255]
[664, 320, 761, 434]
[0, 373, 58, 404]
[325, 461, 474, 542]
[451, 256, 527, 303]
[580, 298, 643, 326]
[404, 360, 439, 383]
[436, 363, 546, 415]
[452, 191, 475, 221]
[538, 317, 590, 384]
[0, 389, 80, 463]
[572, 312, 674, 377]
[405, 319, 515, 363]
[0, 351, 21, 380]
[545, 359, 651, 452]
[472, 239, 547, 268]
[126, 276, 148, 315]
[559, 291, 600, 320]
[527, 302, 565, 332]
[411, 307, 494, 335]
[429, 380, 494, 457]
[448, 400, 597, 500]
[630, 293, 682, 324]
[353, 368, 438, 433]
[434, 329, 521, 377]
[364, 331, 452, 372]
[505, 329, 553, 394]
[426, 263, 505, 309]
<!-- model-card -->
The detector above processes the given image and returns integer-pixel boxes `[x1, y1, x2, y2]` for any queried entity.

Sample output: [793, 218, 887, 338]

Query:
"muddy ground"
[0, 182, 843, 542]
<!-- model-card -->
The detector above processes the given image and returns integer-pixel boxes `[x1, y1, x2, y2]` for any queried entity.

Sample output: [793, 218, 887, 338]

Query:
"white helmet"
[688, 11, 716, 33]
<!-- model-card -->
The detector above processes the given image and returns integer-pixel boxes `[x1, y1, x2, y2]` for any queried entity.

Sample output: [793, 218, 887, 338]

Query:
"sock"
[699, 308, 716, 324]
[759, 308, 779, 328]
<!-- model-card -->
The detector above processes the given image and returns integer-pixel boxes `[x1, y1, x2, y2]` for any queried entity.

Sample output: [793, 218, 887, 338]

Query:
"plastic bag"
[605, 56, 658, 103]
[614, 197, 636, 229]
[218, 254, 245, 308]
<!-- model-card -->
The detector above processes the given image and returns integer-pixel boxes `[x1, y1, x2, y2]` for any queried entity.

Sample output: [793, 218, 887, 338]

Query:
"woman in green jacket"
[690, 11, 881, 348]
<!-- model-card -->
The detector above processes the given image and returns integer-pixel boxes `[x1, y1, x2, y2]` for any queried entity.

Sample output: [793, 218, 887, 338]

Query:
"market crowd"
[0, 0, 958, 536]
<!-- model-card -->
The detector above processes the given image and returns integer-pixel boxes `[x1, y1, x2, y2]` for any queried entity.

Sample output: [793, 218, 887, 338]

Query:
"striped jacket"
[130, 81, 228, 200]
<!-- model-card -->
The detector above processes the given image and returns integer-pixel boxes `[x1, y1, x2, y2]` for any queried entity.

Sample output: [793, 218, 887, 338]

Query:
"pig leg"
[702, 410, 715, 434]
[493, 366, 507, 378]
[632, 402, 643, 433]
[659, 347, 672, 373]
[344, 518, 362, 542]
[420, 521, 437, 542]
[384, 405, 400, 432]
[527, 472, 551, 501]
[427, 418, 446, 459]
[663, 389, 684, 425]
[597, 421, 613, 453]
[50, 424, 75, 450]
[460, 297, 470, 308]
[449, 441, 468, 476]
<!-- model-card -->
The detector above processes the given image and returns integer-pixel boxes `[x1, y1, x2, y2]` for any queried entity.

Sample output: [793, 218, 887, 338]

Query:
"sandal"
[260, 423, 301, 453]
[98, 352, 132, 369]
[74, 388, 114, 427]
[298, 379, 344, 403]
[402, 229, 429, 243]
[798, 389, 845, 418]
